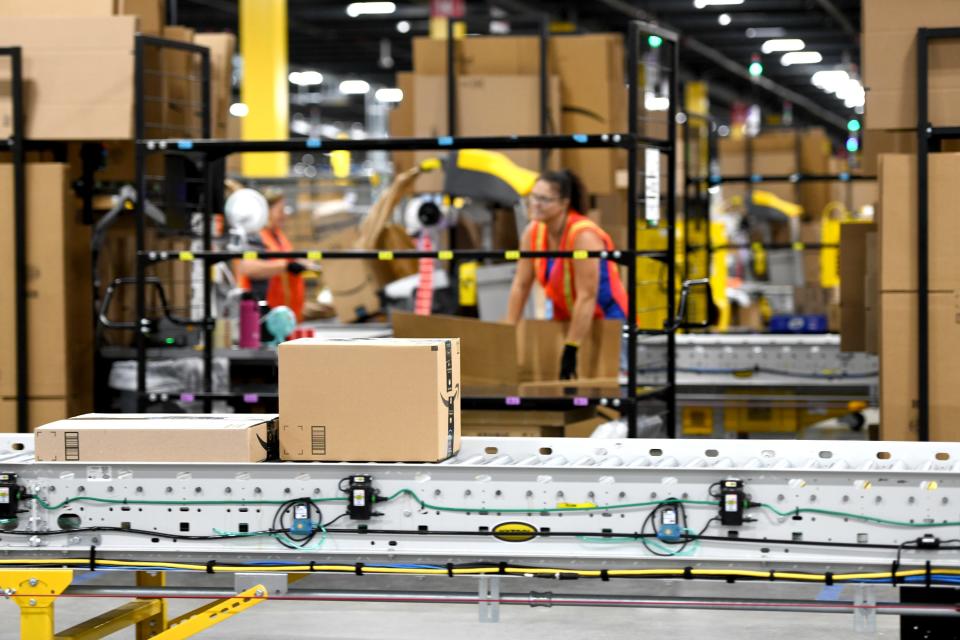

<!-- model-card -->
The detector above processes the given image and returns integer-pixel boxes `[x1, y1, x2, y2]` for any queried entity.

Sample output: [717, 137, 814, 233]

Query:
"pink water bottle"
[238, 293, 260, 348]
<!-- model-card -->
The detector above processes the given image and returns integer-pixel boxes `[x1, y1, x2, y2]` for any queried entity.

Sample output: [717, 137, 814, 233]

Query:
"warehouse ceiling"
[175, 0, 862, 133]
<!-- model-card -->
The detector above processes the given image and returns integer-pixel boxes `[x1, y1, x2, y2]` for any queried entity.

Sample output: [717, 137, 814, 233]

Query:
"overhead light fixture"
[375, 87, 404, 103]
[396, 20, 410, 34]
[693, 0, 744, 8]
[346, 2, 396, 18]
[339, 79, 371, 95]
[644, 92, 670, 111]
[718, 13, 732, 26]
[811, 69, 849, 91]
[289, 70, 324, 86]
[746, 27, 787, 38]
[228, 102, 249, 117]
[761, 38, 805, 54]
[780, 51, 822, 66]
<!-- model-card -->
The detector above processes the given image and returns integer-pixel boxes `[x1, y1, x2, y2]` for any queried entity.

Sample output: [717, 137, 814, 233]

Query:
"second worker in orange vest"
[505, 170, 628, 380]
[235, 190, 321, 323]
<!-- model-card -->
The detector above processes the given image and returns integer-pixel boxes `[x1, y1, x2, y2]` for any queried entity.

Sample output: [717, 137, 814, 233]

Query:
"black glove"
[560, 343, 579, 380]
[286, 261, 306, 275]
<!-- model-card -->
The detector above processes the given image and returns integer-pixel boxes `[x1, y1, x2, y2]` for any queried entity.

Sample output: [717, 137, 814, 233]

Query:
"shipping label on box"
[279, 338, 461, 462]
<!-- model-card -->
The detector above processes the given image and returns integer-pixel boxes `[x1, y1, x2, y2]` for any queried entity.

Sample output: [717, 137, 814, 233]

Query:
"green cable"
[756, 503, 960, 528]
[34, 495, 348, 510]
[385, 488, 716, 514]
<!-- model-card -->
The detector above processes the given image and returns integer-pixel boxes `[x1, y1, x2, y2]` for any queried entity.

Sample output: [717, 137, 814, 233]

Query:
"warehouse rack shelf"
[915, 27, 960, 442]
[128, 22, 684, 437]
[0, 47, 27, 433]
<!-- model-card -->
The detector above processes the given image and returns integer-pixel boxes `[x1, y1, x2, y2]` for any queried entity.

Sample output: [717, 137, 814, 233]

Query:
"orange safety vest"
[237, 227, 305, 322]
[530, 211, 628, 321]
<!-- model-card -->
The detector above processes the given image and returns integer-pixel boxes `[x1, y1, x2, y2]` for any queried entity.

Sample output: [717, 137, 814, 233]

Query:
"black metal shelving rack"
[131, 21, 682, 438]
[1, 47, 27, 433]
[915, 27, 960, 443]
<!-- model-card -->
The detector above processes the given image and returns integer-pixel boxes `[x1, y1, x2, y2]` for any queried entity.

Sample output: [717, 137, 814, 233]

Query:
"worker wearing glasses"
[505, 170, 627, 380]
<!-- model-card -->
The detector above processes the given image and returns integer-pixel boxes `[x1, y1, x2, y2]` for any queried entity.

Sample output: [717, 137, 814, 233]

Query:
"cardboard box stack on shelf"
[860, 0, 960, 440]
[0, 0, 234, 428]
[391, 33, 627, 197]
[0, 164, 92, 431]
[876, 154, 960, 442]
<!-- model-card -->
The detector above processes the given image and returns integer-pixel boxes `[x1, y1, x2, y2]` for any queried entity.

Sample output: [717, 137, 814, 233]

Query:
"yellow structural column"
[240, 0, 289, 177]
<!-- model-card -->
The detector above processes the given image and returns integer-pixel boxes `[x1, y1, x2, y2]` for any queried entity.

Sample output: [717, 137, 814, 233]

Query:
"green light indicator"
[847, 119, 861, 132]
[165, 337, 175, 345]
[846, 136, 859, 153]
[748, 61, 763, 77]
[648, 35, 663, 48]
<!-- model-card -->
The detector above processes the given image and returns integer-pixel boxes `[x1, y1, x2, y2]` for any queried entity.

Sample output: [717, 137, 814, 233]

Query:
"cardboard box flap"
[517, 318, 621, 381]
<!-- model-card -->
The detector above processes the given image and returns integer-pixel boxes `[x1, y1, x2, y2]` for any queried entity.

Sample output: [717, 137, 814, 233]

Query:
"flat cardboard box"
[878, 153, 960, 292]
[317, 226, 381, 323]
[839, 222, 877, 352]
[863, 0, 960, 129]
[194, 33, 236, 139]
[864, 230, 879, 354]
[0, 16, 138, 140]
[392, 311, 621, 385]
[279, 338, 461, 462]
[412, 74, 560, 193]
[879, 291, 960, 441]
[389, 71, 416, 173]
[0, 397, 69, 433]
[34, 414, 279, 462]
[0, 164, 92, 410]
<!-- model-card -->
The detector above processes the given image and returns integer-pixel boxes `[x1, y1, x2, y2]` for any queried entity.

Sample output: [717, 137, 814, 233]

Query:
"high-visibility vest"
[236, 227, 305, 322]
[530, 211, 627, 321]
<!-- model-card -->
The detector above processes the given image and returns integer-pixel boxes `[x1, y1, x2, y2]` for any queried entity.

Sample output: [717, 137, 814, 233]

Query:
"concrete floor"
[0, 573, 903, 639]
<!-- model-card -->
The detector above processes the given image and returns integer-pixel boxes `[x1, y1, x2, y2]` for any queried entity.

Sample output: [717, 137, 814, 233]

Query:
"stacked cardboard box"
[838, 222, 877, 354]
[877, 154, 960, 441]
[394, 33, 627, 196]
[0, 164, 92, 431]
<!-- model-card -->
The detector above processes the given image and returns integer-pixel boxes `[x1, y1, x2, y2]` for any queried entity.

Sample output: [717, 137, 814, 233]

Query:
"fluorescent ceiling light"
[746, 27, 787, 38]
[375, 87, 404, 103]
[289, 70, 323, 86]
[396, 20, 410, 33]
[346, 2, 396, 18]
[718, 13, 732, 25]
[835, 77, 864, 101]
[693, 0, 744, 7]
[780, 51, 822, 66]
[339, 79, 371, 95]
[761, 38, 804, 54]
[811, 69, 849, 91]
[228, 102, 249, 117]
[644, 92, 669, 111]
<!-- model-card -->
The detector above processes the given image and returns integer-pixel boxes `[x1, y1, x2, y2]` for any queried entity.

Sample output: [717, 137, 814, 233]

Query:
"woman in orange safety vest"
[505, 170, 627, 380]
[235, 190, 319, 322]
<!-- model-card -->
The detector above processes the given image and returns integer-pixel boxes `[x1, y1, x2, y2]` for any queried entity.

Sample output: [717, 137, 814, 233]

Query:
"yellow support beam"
[55, 600, 163, 640]
[153, 584, 267, 640]
[136, 571, 167, 639]
[239, 0, 289, 177]
[0, 569, 73, 640]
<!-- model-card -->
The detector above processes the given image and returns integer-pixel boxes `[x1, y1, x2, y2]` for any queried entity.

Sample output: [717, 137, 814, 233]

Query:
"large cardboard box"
[879, 291, 960, 441]
[279, 338, 461, 462]
[389, 71, 416, 173]
[317, 226, 381, 323]
[878, 154, 960, 292]
[412, 74, 560, 193]
[35, 414, 278, 462]
[0, 164, 92, 413]
[553, 33, 627, 195]
[839, 222, 878, 352]
[0, 0, 164, 34]
[0, 16, 138, 140]
[864, 230, 879, 354]
[863, 0, 960, 130]
[194, 33, 236, 139]
[392, 311, 620, 385]
[0, 398, 69, 433]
